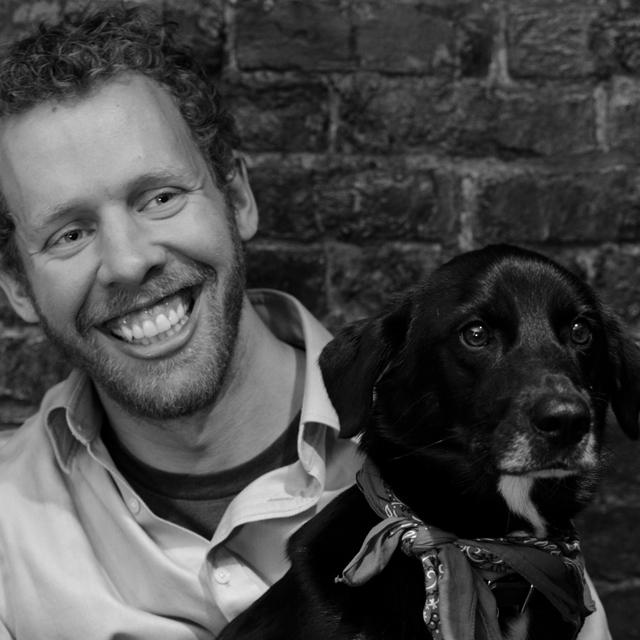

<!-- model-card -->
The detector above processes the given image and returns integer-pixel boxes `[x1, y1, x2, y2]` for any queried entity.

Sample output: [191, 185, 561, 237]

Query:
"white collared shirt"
[0, 290, 363, 639]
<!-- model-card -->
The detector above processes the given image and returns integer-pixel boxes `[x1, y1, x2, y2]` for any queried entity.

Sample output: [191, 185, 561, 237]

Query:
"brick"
[245, 241, 327, 319]
[335, 76, 596, 156]
[507, 4, 599, 79]
[605, 75, 640, 157]
[248, 153, 459, 243]
[352, 1, 456, 74]
[245, 155, 323, 241]
[163, 0, 225, 77]
[335, 74, 472, 153]
[234, 0, 352, 72]
[458, 4, 497, 78]
[591, 13, 640, 77]
[460, 84, 597, 157]
[226, 73, 330, 152]
[325, 241, 443, 328]
[0, 329, 68, 404]
[475, 166, 640, 246]
[0, 1, 62, 44]
[314, 159, 459, 242]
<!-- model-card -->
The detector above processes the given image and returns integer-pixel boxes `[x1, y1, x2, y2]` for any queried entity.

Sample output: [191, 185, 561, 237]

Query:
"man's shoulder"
[0, 375, 77, 485]
[0, 410, 56, 478]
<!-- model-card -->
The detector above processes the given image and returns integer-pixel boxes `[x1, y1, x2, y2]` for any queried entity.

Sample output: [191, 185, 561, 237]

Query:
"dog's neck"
[371, 451, 579, 540]
[497, 475, 548, 537]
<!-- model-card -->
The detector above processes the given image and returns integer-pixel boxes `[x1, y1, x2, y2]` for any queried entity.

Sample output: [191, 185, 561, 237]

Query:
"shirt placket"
[206, 546, 269, 622]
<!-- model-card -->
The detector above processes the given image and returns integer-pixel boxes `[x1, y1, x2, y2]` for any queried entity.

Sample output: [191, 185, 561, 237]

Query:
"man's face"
[0, 74, 258, 419]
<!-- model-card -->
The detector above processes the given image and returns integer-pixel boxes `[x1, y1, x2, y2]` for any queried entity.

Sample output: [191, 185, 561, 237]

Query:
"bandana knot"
[336, 459, 595, 640]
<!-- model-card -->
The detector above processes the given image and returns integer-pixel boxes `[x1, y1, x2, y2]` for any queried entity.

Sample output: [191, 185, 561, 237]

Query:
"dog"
[219, 244, 640, 640]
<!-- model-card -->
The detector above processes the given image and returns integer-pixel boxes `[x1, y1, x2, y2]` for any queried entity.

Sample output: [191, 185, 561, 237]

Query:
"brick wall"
[1, 0, 639, 636]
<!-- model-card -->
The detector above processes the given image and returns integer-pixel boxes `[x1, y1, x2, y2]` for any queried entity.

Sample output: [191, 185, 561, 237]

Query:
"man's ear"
[319, 296, 413, 439]
[0, 271, 38, 324]
[227, 154, 258, 242]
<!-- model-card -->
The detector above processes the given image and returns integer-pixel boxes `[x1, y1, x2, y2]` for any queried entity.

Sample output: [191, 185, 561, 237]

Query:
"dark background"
[1, 0, 639, 636]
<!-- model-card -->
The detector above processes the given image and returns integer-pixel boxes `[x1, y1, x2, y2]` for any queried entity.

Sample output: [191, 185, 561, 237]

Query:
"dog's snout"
[531, 395, 591, 442]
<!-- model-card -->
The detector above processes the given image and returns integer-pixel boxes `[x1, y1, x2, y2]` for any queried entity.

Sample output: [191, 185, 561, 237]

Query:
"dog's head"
[320, 245, 640, 536]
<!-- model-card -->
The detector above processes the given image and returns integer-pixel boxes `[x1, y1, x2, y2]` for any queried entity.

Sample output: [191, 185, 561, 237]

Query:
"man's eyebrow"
[34, 169, 197, 232]
[34, 201, 89, 233]
[125, 169, 196, 196]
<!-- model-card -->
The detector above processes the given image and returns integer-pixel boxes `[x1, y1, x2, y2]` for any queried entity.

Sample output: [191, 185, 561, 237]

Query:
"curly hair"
[0, 1, 240, 278]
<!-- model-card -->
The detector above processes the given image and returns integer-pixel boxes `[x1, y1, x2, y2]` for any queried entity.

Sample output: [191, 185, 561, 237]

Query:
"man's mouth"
[104, 287, 197, 345]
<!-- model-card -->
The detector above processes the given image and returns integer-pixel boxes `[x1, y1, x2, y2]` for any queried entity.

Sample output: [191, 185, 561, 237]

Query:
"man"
[0, 4, 611, 639]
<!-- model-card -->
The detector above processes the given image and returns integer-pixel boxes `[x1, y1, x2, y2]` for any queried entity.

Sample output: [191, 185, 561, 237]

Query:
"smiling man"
[0, 4, 612, 640]
[0, 5, 361, 638]
[2, 76, 250, 426]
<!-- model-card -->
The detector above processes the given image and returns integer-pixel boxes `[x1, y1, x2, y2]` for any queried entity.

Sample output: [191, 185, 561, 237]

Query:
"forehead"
[471, 258, 590, 314]
[0, 73, 204, 226]
[420, 253, 595, 334]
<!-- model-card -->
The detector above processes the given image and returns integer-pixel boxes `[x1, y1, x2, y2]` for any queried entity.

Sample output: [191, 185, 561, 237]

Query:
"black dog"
[220, 245, 640, 640]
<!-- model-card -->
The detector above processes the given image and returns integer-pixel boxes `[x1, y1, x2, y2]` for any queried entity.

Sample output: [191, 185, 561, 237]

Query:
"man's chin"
[97, 375, 222, 421]
[33, 252, 246, 421]
[39, 318, 231, 421]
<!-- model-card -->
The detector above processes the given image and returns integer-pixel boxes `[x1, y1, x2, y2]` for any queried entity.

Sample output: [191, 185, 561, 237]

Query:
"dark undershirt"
[101, 413, 300, 539]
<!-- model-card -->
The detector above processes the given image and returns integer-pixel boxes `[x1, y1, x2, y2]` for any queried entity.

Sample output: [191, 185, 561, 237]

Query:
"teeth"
[142, 319, 159, 338]
[109, 293, 190, 343]
[156, 313, 171, 333]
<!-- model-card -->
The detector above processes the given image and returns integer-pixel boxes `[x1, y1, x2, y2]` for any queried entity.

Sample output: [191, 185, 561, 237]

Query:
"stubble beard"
[32, 235, 247, 421]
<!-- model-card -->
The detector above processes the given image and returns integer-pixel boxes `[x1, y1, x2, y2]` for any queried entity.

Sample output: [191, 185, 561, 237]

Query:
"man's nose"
[96, 210, 167, 287]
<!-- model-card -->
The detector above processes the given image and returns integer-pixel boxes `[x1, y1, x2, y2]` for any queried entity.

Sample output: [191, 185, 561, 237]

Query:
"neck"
[97, 296, 305, 474]
[377, 452, 576, 539]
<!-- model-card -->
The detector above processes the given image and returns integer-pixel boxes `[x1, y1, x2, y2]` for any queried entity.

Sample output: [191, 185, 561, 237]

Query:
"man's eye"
[154, 192, 176, 205]
[141, 189, 185, 211]
[52, 228, 88, 246]
[62, 230, 82, 242]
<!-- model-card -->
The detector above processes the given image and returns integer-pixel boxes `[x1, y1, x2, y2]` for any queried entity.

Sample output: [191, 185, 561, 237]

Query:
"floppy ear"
[319, 297, 412, 438]
[605, 313, 640, 440]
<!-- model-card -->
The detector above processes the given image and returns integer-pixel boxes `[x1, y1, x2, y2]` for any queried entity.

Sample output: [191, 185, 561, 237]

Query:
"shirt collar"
[247, 289, 340, 432]
[44, 369, 104, 473]
[43, 289, 341, 473]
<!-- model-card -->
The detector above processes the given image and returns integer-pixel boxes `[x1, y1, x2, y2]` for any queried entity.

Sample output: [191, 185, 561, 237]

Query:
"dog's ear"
[319, 297, 413, 438]
[605, 313, 640, 440]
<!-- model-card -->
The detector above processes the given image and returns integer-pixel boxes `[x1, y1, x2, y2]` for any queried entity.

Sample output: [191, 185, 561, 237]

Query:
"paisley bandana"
[336, 459, 595, 640]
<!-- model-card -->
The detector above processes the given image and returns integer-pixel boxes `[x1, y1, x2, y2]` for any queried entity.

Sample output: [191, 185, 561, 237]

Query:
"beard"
[32, 228, 247, 421]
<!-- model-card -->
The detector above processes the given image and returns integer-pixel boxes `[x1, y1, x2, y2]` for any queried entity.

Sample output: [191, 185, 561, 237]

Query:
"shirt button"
[213, 568, 231, 584]
[128, 497, 141, 515]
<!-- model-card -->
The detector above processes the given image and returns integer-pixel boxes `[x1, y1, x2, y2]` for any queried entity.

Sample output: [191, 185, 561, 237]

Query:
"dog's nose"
[531, 395, 591, 442]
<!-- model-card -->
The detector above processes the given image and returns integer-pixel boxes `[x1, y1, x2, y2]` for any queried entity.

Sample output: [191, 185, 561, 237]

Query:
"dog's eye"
[460, 322, 490, 348]
[570, 320, 592, 346]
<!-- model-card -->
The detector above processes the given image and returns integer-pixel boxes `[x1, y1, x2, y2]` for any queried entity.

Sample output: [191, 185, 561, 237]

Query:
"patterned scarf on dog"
[336, 459, 595, 640]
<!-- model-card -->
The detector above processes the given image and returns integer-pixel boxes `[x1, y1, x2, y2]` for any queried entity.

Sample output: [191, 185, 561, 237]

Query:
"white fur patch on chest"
[498, 475, 547, 537]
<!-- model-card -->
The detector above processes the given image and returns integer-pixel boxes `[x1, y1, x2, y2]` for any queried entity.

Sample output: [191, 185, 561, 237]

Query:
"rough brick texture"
[1, 0, 639, 635]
